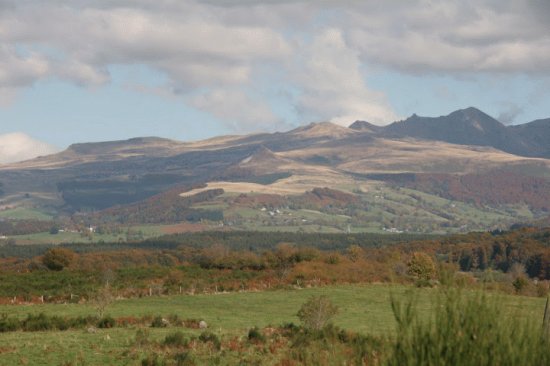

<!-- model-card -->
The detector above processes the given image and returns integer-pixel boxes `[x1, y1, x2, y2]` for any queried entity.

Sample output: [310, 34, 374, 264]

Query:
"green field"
[0, 285, 546, 365]
[187, 183, 540, 235]
[0, 207, 54, 221]
[9, 225, 169, 245]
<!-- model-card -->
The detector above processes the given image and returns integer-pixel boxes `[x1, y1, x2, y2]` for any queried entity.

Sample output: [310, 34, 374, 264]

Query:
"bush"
[167, 314, 183, 326]
[151, 315, 168, 328]
[407, 252, 436, 281]
[0, 313, 20, 332]
[183, 319, 201, 329]
[0, 313, 98, 333]
[42, 248, 76, 271]
[198, 331, 221, 350]
[22, 313, 54, 331]
[297, 296, 338, 330]
[173, 352, 194, 366]
[141, 355, 166, 366]
[513, 276, 529, 293]
[163, 331, 188, 347]
[97, 316, 116, 329]
[247, 327, 266, 343]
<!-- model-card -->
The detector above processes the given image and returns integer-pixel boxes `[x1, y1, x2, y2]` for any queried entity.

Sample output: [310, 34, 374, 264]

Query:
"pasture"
[0, 284, 546, 365]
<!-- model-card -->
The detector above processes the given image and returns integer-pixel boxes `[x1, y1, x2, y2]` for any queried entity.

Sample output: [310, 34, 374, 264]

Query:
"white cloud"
[342, 1, 550, 73]
[0, 133, 59, 164]
[290, 28, 398, 125]
[188, 88, 282, 132]
[0, 0, 549, 130]
[56, 60, 110, 87]
[0, 45, 50, 105]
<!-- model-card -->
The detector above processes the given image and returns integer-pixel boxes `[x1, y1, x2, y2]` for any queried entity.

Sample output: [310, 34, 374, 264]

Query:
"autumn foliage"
[0, 227, 550, 303]
[41, 248, 76, 271]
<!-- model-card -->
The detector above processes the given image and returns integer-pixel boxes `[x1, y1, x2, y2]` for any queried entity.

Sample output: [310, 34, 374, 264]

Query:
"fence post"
[543, 295, 550, 339]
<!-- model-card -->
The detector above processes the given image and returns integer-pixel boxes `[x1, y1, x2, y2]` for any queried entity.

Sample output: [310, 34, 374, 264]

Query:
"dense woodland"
[0, 231, 433, 258]
[0, 220, 53, 236]
[95, 187, 225, 224]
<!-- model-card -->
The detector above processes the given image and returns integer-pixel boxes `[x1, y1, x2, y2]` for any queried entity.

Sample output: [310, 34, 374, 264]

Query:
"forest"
[1, 227, 549, 303]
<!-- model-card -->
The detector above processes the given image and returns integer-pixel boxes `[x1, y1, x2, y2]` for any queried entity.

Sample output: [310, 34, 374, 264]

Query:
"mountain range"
[1, 107, 549, 234]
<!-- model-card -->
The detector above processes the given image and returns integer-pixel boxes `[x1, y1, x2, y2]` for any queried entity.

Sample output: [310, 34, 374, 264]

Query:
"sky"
[1, 0, 550, 162]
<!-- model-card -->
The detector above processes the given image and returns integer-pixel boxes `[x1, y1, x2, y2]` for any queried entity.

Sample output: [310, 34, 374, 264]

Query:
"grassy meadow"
[0, 284, 547, 365]
[7, 224, 199, 245]
[0, 207, 54, 221]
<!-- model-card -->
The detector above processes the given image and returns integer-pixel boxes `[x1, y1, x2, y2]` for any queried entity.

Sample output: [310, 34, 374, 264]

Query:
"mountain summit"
[287, 121, 354, 139]
[384, 107, 521, 149]
[348, 107, 548, 158]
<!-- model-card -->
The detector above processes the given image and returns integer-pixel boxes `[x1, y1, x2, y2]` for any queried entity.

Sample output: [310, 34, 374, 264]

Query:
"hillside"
[0, 107, 549, 235]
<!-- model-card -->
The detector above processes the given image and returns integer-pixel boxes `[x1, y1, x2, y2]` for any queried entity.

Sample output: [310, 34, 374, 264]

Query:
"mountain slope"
[383, 107, 531, 156]
[0, 107, 549, 234]
[509, 118, 550, 158]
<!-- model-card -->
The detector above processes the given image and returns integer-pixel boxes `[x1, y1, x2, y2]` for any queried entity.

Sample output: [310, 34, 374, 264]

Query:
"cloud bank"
[0, 1, 548, 129]
[0, 133, 59, 164]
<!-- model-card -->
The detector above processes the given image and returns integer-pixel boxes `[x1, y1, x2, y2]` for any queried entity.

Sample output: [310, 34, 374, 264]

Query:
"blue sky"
[1, 1, 550, 158]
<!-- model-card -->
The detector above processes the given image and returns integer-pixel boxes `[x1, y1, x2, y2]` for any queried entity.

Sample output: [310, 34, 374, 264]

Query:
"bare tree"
[297, 295, 338, 330]
[94, 284, 114, 318]
[94, 269, 116, 317]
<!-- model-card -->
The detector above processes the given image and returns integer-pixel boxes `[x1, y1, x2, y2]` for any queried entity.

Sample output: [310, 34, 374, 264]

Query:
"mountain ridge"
[3, 107, 549, 167]
[0, 106, 549, 235]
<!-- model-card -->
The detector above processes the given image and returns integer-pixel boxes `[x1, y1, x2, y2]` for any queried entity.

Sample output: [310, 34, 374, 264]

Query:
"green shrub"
[50, 315, 70, 331]
[387, 288, 550, 366]
[173, 352, 194, 366]
[513, 276, 529, 293]
[407, 252, 436, 281]
[97, 316, 116, 329]
[141, 355, 166, 366]
[0, 313, 20, 332]
[22, 313, 54, 331]
[163, 331, 188, 347]
[247, 327, 265, 343]
[167, 313, 183, 326]
[0, 313, 98, 333]
[151, 315, 168, 328]
[198, 331, 221, 350]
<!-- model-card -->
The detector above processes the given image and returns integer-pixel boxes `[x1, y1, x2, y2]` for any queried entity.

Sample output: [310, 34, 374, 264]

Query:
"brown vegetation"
[402, 171, 550, 211]
[2, 227, 550, 303]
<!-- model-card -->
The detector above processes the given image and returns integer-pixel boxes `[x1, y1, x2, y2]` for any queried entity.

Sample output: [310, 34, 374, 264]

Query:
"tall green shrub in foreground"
[387, 289, 550, 366]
